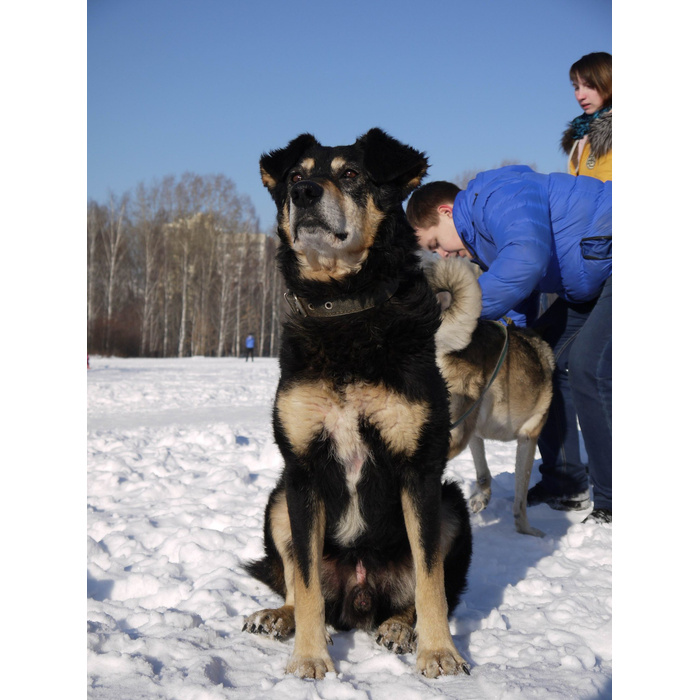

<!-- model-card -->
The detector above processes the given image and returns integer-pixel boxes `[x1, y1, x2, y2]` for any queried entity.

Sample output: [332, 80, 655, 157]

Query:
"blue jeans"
[535, 276, 612, 510]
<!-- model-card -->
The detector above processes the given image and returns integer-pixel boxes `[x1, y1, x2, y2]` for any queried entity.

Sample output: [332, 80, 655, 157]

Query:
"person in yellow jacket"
[526, 52, 613, 523]
[560, 52, 612, 182]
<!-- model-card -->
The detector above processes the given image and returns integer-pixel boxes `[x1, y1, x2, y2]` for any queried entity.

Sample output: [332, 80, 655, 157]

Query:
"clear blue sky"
[88, 0, 611, 232]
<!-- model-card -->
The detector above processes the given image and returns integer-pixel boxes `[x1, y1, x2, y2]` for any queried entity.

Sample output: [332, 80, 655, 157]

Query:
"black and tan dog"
[242, 129, 472, 679]
[424, 257, 555, 537]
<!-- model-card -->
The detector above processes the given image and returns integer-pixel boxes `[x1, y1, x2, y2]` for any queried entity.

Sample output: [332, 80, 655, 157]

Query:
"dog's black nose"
[291, 180, 323, 209]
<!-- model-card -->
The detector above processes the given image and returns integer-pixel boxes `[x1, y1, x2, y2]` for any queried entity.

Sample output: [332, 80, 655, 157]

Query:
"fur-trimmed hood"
[560, 110, 612, 159]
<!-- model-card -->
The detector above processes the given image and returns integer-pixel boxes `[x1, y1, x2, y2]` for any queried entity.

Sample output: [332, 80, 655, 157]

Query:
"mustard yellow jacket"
[561, 111, 612, 182]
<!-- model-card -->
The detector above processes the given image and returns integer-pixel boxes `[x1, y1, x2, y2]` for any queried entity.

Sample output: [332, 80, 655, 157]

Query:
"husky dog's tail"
[422, 256, 482, 354]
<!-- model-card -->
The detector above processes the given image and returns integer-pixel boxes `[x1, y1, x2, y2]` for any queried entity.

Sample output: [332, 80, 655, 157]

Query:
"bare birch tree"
[132, 182, 167, 356]
[87, 200, 106, 349]
[101, 193, 129, 353]
[215, 233, 235, 357]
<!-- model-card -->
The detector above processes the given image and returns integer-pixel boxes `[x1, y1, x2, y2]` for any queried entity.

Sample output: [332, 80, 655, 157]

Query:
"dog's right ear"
[358, 128, 429, 198]
[260, 133, 318, 193]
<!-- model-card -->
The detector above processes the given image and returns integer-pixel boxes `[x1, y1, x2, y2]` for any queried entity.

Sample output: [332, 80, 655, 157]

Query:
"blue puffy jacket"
[453, 165, 611, 325]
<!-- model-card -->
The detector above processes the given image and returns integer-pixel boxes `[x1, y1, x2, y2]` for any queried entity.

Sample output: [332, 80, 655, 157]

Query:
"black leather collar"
[284, 279, 400, 318]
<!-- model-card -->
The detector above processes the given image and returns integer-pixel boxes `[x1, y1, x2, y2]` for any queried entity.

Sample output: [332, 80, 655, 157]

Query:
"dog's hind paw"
[515, 515, 545, 538]
[375, 619, 417, 654]
[517, 523, 545, 538]
[469, 492, 490, 514]
[417, 648, 471, 678]
[242, 606, 295, 639]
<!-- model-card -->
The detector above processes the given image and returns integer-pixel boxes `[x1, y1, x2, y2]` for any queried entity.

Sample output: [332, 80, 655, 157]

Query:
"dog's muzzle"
[290, 179, 349, 243]
[291, 180, 323, 209]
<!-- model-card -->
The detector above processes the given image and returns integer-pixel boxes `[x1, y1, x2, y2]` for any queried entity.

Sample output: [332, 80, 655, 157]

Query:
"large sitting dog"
[242, 129, 472, 679]
[423, 257, 555, 537]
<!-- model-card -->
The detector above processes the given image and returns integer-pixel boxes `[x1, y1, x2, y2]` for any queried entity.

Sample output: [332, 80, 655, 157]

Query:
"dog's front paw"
[417, 648, 471, 678]
[376, 619, 417, 654]
[286, 654, 335, 679]
[242, 606, 295, 639]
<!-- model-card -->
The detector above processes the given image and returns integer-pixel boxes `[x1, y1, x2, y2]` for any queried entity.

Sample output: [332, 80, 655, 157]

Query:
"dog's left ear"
[358, 128, 429, 198]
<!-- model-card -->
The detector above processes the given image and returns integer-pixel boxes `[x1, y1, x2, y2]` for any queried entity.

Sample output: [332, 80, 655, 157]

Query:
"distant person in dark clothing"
[245, 334, 255, 362]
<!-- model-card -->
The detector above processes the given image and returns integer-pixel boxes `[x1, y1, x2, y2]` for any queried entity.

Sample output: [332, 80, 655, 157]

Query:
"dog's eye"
[341, 169, 358, 180]
[290, 172, 303, 183]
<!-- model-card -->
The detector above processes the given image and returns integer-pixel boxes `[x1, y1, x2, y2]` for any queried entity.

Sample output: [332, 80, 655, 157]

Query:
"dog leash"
[449, 320, 509, 430]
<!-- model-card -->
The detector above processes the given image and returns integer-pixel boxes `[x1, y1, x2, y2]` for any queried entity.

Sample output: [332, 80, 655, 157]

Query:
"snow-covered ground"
[87, 356, 613, 699]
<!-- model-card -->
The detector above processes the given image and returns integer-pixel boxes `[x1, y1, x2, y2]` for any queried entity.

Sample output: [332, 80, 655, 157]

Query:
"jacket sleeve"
[502, 292, 542, 327]
[475, 178, 552, 322]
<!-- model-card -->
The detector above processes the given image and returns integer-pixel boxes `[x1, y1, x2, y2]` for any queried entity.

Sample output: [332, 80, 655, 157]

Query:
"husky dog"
[424, 257, 555, 537]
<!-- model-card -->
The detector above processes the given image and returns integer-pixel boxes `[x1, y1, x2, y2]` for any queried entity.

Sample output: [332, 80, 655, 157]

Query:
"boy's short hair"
[406, 181, 461, 228]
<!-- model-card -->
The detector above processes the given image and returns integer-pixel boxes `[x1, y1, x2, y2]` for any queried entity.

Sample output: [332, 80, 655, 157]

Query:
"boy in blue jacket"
[407, 166, 612, 524]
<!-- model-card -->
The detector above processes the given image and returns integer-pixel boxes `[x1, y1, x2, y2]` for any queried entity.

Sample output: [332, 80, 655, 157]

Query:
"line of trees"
[87, 173, 286, 358]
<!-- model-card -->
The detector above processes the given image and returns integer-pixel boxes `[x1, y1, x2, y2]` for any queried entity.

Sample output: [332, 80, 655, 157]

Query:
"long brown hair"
[570, 52, 612, 108]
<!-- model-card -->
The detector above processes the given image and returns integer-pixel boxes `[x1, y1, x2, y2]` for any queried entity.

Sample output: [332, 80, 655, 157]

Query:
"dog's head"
[260, 128, 428, 283]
